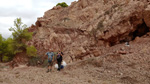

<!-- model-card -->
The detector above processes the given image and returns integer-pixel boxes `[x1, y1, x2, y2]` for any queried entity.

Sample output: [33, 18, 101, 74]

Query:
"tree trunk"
[0, 55, 3, 62]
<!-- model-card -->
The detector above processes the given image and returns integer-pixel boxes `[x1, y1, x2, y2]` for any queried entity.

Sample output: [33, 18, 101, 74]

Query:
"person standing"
[45, 49, 54, 73]
[57, 51, 63, 71]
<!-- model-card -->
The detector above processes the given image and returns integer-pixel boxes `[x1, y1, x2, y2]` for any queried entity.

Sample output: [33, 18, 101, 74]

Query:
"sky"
[0, 0, 78, 38]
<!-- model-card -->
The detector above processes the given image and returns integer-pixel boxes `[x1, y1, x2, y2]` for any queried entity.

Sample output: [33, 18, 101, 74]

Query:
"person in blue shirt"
[45, 49, 54, 73]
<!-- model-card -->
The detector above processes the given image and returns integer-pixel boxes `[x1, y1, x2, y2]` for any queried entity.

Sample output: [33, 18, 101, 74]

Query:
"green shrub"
[56, 2, 68, 7]
[41, 59, 48, 67]
[9, 18, 33, 54]
[2, 56, 9, 62]
[28, 57, 42, 66]
[0, 36, 14, 62]
[0, 18, 35, 62]
[26, 46, 37, 57]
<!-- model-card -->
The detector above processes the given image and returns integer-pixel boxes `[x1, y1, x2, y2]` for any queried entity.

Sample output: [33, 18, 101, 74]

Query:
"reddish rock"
[118, 51, 127, 54]
[27, 0, 150, 62]
[144, 5, 150, 27]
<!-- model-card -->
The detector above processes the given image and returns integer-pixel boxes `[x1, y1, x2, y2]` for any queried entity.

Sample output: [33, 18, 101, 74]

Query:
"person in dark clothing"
[57, 51, 63, 71]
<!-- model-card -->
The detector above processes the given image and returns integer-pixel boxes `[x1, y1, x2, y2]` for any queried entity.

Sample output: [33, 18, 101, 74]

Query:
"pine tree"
[9, 18, 33, 54]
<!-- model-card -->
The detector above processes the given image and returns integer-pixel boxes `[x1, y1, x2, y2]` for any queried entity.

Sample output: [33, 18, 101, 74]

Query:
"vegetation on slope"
[0, 18, 37, 62]
[56, 2, 68, 7]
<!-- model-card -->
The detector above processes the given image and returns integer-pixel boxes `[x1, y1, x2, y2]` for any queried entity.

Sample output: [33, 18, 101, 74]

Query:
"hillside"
[27, 0, 150, 63]
[1, 0, 150, 84]
[0, 37, 150, 84]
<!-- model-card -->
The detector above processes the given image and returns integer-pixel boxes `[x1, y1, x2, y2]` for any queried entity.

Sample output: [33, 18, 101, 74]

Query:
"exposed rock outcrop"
[28, 0, 150, 63]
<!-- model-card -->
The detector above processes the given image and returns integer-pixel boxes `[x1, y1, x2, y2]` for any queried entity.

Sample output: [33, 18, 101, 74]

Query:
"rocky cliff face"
[28, 0, 150, 63]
